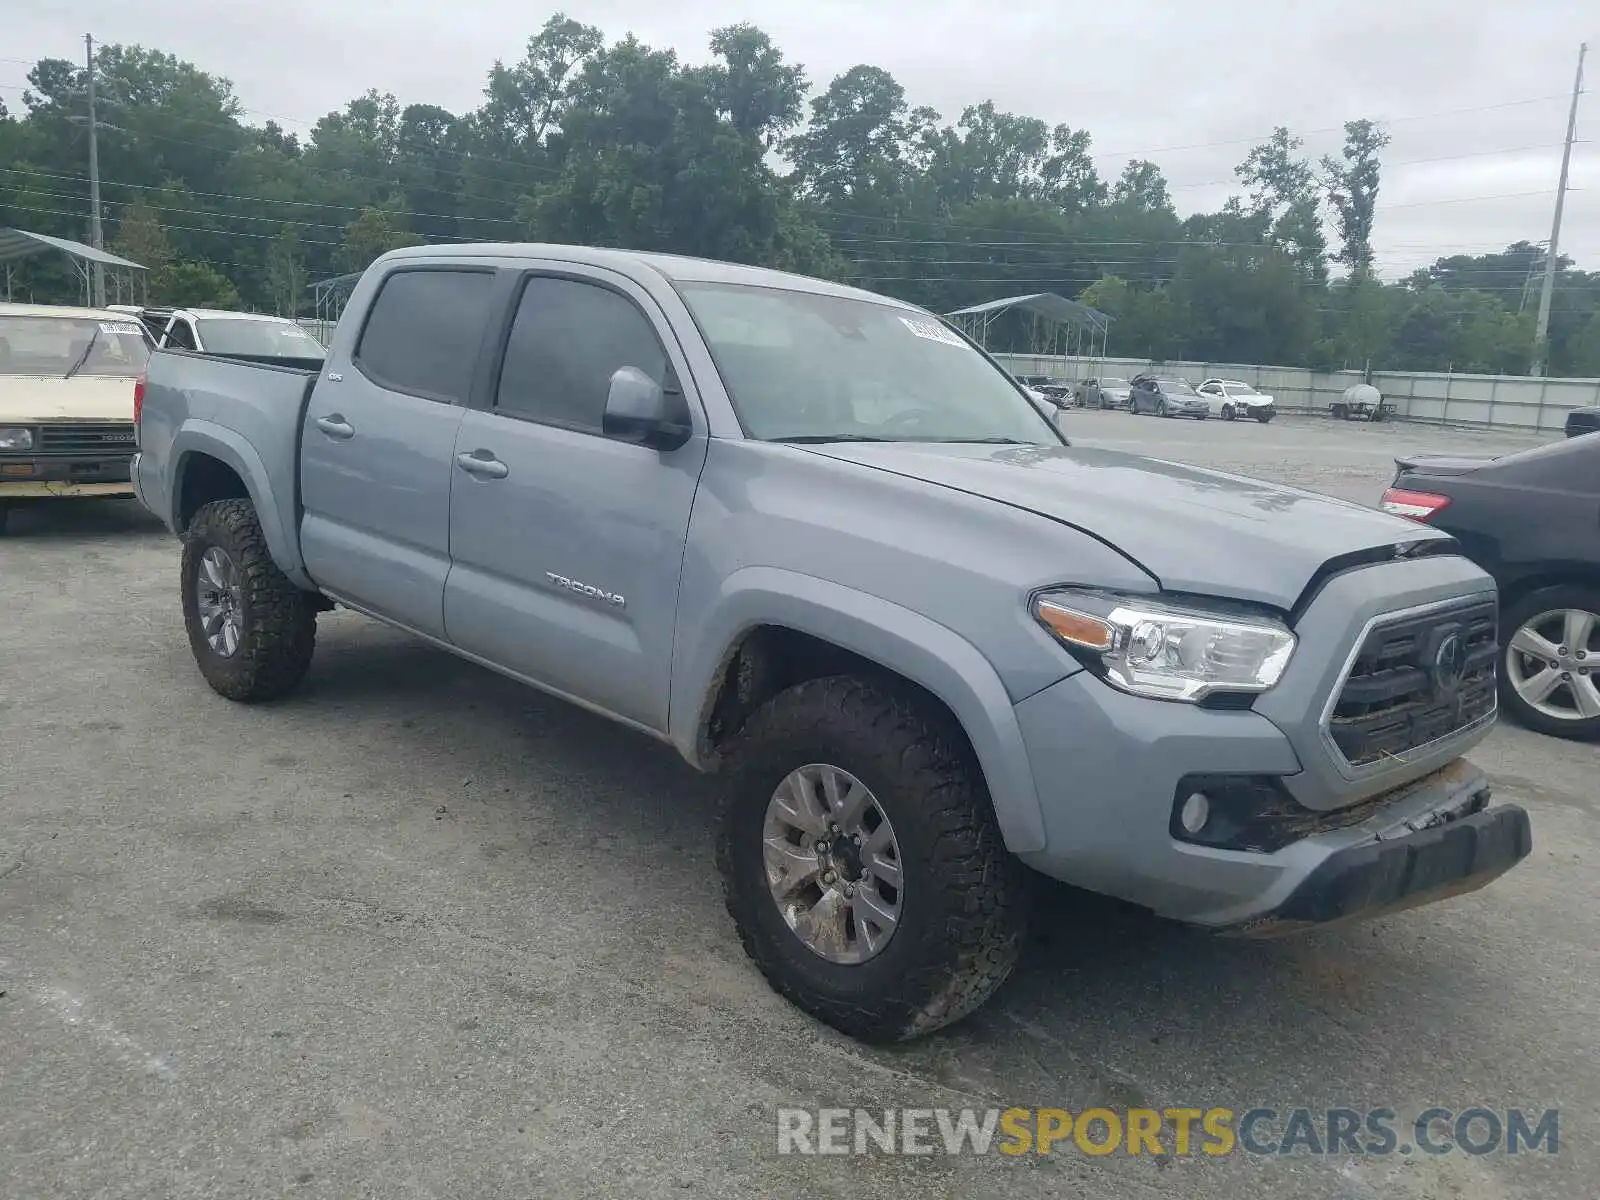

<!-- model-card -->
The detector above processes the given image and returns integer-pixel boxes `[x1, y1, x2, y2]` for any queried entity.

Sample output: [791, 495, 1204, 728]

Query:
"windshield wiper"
[62, 325, 102, 380]
[769, 434, 894, 444]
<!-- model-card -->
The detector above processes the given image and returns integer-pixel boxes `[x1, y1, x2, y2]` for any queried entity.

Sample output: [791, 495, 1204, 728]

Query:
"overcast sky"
[7, 1, 1597, 280]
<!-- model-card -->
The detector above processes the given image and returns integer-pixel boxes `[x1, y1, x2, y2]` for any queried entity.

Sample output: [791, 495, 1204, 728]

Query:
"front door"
[298, 266, 498, 639]
[442, 269, 708, 732]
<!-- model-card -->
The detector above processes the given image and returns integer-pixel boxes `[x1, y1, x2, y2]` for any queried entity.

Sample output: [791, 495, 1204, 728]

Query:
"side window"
[495, 276, 669, 435]
[355, 269, 496, 403]
[164, 318, 196, 351]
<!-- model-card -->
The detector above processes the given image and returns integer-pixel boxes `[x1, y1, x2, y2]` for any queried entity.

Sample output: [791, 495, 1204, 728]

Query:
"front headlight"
[1032, 589, 1296, 703]
[0, 427, 34, 451]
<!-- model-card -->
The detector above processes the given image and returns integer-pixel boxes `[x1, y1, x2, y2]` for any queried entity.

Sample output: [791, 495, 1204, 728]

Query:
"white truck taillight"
[1380, 486, 1450, 522]
[133, 374, 146, 434]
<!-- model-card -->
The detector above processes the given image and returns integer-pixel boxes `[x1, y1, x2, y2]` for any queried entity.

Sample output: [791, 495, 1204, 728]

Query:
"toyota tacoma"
[131, 244, 1532, 1041]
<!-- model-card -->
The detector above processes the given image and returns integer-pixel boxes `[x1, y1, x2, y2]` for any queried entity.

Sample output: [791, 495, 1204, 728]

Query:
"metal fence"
[994, 353, 1600, 435]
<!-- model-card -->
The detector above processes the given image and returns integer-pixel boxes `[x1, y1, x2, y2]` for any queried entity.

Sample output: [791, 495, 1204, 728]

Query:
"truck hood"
[0, 375, 139, 421]
[806, 441, 1453, 609]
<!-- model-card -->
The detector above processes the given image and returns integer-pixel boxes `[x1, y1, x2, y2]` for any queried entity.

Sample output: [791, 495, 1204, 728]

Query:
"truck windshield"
[194, 317, 326, 360]
[678, 282, 1060, 444]
[0, 315, 150, 377]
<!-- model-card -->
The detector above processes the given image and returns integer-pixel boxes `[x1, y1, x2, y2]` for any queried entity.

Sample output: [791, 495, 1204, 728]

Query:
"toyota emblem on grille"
[1433, 633, 1467, 691]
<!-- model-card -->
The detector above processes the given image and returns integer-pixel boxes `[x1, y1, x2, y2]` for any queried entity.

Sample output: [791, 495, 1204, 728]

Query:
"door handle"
[456, 451, 509, 480]
[315, 415, 354, 440]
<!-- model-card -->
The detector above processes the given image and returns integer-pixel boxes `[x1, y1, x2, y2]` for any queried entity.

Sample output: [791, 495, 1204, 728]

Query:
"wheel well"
[177, 454, 249, 531]
[1500, 568, 1600, 611]
[699, 625, 981, 769]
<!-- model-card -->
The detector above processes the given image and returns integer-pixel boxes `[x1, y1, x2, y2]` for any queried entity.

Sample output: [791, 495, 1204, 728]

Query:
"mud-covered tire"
[180, 498, 316, 702]
[717, 676, 1027, 1042]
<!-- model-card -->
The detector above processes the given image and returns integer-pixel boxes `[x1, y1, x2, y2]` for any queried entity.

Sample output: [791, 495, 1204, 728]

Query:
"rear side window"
[494, 276, 669, 434]
[355, 269, 496, 403]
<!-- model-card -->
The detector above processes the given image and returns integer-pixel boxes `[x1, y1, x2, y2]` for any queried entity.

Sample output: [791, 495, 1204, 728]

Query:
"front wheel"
[181, 498, 317, 702]
[1157, 399, 1169, 418]
[1499, 586, 1600, 741]
[718, 677, 1027, 1042]
[1221, 405, 1236, 422]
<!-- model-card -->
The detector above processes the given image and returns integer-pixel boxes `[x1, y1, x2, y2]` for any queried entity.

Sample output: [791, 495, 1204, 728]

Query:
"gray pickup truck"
[132, 244, 1531, 1041]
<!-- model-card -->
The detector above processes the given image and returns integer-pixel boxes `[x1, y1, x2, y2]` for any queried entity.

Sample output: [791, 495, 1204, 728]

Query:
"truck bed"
[135, 348, 318, 578]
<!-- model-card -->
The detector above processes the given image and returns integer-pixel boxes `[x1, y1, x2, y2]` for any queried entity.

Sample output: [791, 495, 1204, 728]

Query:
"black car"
[1567, 407, 1600, 437]
[1383, 433, 1600, 741]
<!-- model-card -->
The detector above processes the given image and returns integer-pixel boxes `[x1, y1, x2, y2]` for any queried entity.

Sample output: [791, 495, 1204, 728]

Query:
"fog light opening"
[1179, 792, 1211, 836]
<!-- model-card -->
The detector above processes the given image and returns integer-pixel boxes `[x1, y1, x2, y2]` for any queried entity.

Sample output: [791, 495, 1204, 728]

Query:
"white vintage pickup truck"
[0, 302, 150, 532]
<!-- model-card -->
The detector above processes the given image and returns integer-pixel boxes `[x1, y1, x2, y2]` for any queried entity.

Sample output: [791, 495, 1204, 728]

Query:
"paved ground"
[1, 415, 1594, 1200]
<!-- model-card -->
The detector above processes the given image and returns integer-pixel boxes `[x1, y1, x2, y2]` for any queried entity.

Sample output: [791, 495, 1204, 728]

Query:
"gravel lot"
[2, 414, 1594, 1200]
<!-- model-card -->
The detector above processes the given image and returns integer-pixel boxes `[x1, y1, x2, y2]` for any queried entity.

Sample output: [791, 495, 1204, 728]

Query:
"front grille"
[1328, 599, 1497, 768]
[37, 423, 138, 456]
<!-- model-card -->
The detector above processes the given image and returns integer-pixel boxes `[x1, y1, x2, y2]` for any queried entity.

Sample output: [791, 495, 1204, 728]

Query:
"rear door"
[442, 267, 708, 732]
[298, 266, 498, 638]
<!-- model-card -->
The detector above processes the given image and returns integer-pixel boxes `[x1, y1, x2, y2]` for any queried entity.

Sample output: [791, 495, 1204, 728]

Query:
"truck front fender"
[171, 420, 313, 590]
[671, 566, 1049, 854]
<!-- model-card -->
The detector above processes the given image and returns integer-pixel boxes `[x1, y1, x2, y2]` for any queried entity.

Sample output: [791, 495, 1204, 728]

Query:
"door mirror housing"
[602, 366, 692, 450]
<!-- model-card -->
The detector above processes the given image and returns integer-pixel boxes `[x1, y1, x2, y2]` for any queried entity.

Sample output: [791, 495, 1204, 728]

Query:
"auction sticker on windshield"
[899, 316, 966, 348]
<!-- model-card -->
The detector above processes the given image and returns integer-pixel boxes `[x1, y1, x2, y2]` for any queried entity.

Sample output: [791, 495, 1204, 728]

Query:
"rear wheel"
[181, 498, 317, 702]
[1500, 586, 1600, 741]
[1331, 402, 1349, 420]
[1255, 411, 1273, 424]
[718, 676, 1027, 1042]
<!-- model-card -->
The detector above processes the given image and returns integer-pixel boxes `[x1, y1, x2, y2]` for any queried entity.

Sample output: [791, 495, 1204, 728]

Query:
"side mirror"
[602, 366, 692, 451]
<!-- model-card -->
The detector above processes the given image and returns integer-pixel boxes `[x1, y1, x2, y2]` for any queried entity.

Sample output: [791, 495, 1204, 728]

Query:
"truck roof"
[0, 301, 144, 322]
[378, 243, 917, 310]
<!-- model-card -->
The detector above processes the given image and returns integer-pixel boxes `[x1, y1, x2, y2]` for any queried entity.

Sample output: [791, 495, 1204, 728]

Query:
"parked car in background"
[1566, 407, 1599, 437]
[1014, 374, 1073, 408]
[1037, 379, 1078, 407]
[1130, 375, 1209, 419]
[1198, 379, 1276, 423]
[1077, 377, 1132, 410]
[0, 303, 150, 533]
[1382, 433, 1600, 741]
[1332, 383, 1392, 422]
[132, 242, 1527, 1040]
[109, 305, 326, 367]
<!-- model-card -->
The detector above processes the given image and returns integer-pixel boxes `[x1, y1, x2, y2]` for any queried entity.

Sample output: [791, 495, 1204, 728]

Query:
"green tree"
[1235, 127, 1327, 284]
[1321, 119, 1391, 280]
[155, 260, 242, 308]
[1111, 160, 1173, 213]
[109, 200, 173, 275]
[338, 207, 423, 274]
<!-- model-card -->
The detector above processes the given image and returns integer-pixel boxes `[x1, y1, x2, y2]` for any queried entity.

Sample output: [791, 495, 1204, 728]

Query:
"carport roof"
[946, 291, 1109, 332]
[0, 227, 147, 270]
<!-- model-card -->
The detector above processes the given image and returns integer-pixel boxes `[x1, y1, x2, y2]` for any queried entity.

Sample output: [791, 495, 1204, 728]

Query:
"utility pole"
[85, 32, 106, 308]
[1531, 42, 1586, 377]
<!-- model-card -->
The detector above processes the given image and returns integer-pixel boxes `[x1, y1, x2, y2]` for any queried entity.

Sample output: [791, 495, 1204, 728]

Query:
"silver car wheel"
[762, 763, 904, 964]
[1506, 607, 1600, 721]
[195, 545, 245, 658]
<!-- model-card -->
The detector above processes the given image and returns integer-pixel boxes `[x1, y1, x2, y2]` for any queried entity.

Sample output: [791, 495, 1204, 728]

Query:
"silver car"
[1130, 376, 1210, 419]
